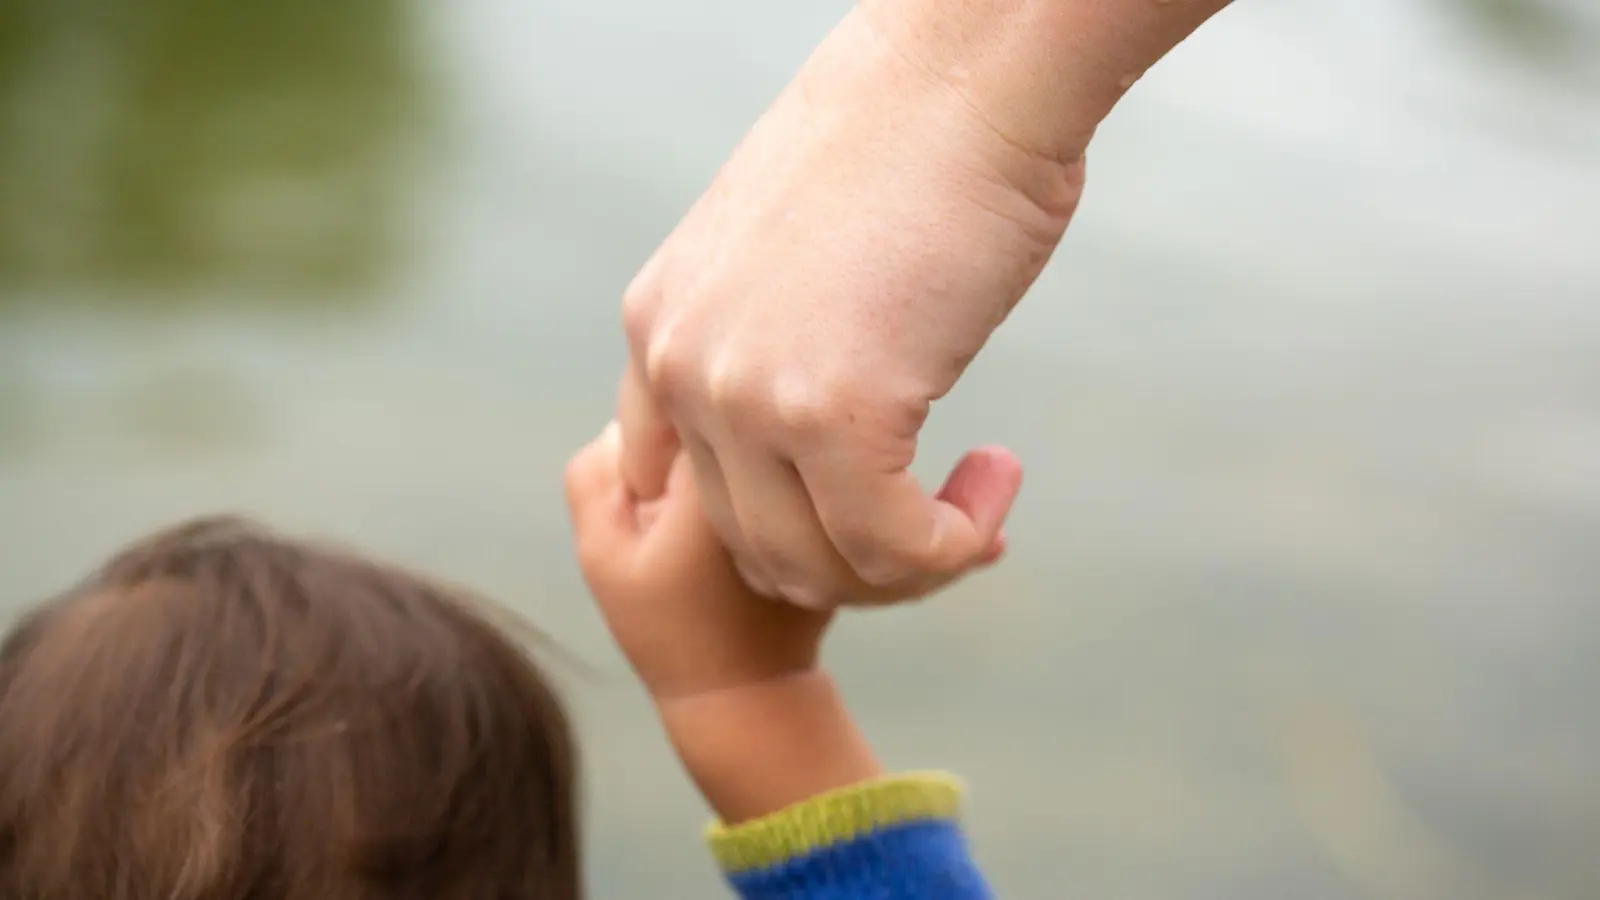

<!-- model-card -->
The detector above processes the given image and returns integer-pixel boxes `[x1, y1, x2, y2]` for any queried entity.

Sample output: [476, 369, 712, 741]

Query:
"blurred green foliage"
[0, 0, 429, 309]
[1448, 0, 1596, 60]
[0, 0, 1589, 314]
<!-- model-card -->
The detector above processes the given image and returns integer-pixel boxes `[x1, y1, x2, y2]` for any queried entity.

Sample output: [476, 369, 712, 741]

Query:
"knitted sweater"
[707, 773, 993, 899]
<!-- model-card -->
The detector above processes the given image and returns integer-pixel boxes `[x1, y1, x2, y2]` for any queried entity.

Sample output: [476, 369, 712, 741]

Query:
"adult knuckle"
[773, 392, 831, 438]
[770, 370, 853, 440]
[620, 264, 665, 350]
[643, 331, 696, 398]
[703, 348, 748, 413]
[620, 307, 652, 363]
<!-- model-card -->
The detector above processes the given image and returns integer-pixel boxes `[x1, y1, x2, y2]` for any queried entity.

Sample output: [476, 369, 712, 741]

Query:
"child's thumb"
[617, 365, 680, 502]
[633, 452, 731, 565]
[564, 422, 635, 541]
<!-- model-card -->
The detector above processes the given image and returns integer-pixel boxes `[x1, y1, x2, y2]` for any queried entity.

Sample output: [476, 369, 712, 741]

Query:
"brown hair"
[0, 515, 580, 900]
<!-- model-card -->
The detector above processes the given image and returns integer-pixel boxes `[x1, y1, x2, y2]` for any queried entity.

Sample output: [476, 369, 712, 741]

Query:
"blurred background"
[2, 0, 1597, 896]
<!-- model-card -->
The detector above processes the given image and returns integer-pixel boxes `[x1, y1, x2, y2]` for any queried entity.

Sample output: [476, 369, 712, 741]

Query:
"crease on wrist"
[652, 665, 830, 712]
[854, 2, 1066, 165]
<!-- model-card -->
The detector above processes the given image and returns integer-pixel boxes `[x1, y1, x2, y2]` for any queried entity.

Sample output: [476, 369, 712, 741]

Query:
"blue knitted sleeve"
[706, 773, 994, 899]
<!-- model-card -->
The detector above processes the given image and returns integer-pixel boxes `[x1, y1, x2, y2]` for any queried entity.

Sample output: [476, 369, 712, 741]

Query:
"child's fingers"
[564, 423, 637, 554]
[616, 364, 680, 502]
[563, 423, 619, 511]
[638, 454, 727, 563]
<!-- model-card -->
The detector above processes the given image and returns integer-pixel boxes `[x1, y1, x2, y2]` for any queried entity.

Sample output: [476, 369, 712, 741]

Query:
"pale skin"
[567, 424, 878, 822]
[618, 0, 1234, 609]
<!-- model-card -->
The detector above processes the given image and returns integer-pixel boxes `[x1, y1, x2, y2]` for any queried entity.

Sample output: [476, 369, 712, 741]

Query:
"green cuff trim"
[706, 772, 964, 874]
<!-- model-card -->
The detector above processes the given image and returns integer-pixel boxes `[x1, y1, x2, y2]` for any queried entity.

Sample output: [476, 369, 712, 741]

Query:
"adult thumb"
[616, 364, 679, 501]
[804, 444, 1021, 587]
[934, 446, 1023, 560]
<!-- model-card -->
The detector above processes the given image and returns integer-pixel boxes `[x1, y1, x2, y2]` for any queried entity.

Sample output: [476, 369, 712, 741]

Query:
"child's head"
[0, 515, 579, 900]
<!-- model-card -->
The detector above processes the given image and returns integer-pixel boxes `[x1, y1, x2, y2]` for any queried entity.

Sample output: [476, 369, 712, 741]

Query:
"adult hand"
[617, 10, 1064, 609]
[617, 0, 1229, 608]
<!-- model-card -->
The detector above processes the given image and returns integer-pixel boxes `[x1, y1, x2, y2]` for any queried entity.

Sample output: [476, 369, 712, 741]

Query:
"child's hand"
[568, 423, 881, 823]
[565, 422, 831, 702]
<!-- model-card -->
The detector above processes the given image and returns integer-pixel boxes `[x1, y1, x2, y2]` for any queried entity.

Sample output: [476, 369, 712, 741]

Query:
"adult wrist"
[790, 4, 1088, 222]
[858, 0, 1232, 162]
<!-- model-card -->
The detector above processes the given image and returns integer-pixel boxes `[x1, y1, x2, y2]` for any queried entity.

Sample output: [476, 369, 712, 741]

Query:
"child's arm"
[566, 424, 995, 899]
[662, 674, 989, 898]
[658, 672, 878, 824]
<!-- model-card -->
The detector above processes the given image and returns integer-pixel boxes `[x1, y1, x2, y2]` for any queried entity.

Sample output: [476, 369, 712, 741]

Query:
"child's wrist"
[639, 653, 823, 707]
[656, 669, 882, 825]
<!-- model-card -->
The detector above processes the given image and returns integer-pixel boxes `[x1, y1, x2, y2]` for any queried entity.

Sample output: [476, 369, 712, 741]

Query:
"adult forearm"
[862, 0, 1233, 160]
